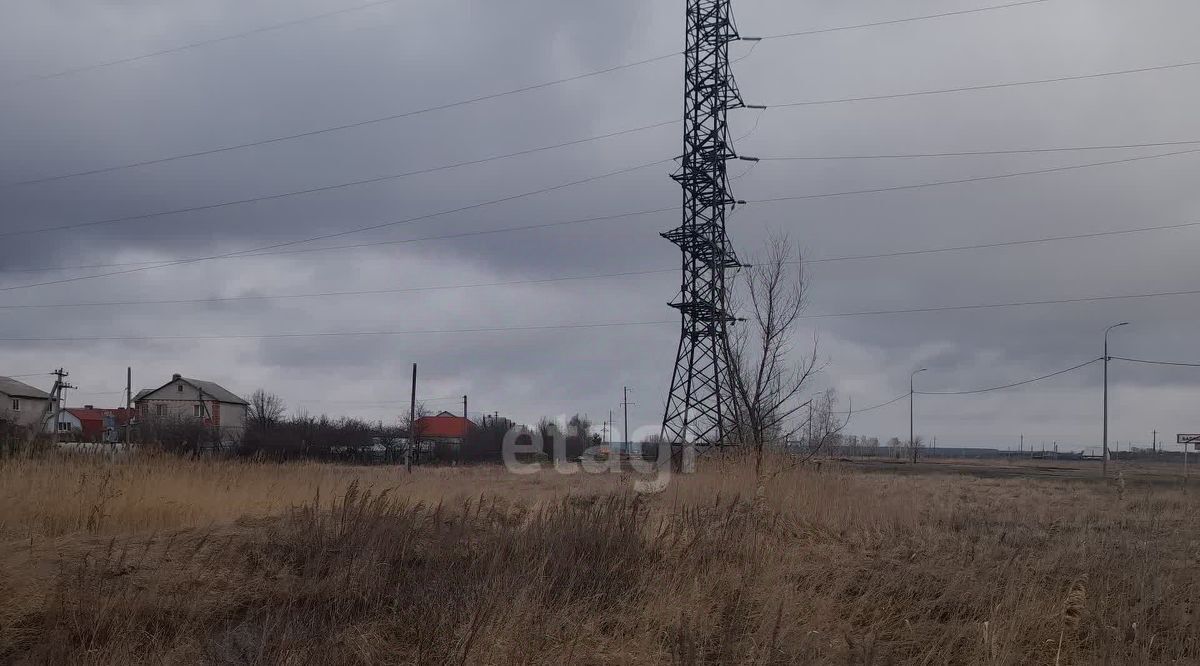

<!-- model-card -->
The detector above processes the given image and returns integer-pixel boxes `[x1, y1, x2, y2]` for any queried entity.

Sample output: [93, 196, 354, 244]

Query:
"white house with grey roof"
[0, 376, 53, 431]
[134, 373, 249, 440]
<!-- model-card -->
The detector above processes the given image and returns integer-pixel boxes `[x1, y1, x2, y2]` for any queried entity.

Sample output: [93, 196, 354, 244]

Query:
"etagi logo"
[500, 419, 695, 493]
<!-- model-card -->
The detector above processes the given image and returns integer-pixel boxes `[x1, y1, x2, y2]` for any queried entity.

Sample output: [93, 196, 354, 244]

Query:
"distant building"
[135, 373, 248, 440]
[415, 411, 475, 444]
[0, 376, 52, 430]
[63, 406, 137, 442]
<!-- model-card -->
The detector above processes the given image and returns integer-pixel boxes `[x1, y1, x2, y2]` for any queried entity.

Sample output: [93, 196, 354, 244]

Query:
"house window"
[156, 404, 166, 417]
[178, 384, 184, 392]
[57, 421, 71, 432]
[10, 398, 18, 411]
[194, 404, 203, 418]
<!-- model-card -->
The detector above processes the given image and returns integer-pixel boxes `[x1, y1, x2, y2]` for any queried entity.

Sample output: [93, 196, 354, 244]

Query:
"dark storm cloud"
[2, 0, 1199, 447]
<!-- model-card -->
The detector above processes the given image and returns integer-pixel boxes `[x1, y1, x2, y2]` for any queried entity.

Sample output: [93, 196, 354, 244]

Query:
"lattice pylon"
[660, 0, 745, 458]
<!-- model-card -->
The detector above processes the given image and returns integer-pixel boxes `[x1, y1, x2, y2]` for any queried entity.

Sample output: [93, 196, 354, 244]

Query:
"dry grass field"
[1, 452, 1198, 664]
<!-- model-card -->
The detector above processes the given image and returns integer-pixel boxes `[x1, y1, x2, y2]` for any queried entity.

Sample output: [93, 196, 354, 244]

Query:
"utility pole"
[661, 0, 753, 458]
[1103, 322, 1130, 477]
[622, 387, 634, 454]
[1153, 429, 1157, 454]
[125, 367, 132, 445]
[41, 368, 76, 447]
[607, 409, 614, 447]
[406, 364, 416, 473]
[910, 368, 926, 464]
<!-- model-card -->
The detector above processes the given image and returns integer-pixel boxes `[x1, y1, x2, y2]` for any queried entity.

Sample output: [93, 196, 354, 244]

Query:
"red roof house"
[65, 406, 136, 442]
[415, 411, 475, 441]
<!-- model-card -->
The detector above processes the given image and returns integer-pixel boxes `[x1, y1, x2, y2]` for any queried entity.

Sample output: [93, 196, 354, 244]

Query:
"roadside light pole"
[1103, 322, 1129, 478]
[910, 368, 927, 464]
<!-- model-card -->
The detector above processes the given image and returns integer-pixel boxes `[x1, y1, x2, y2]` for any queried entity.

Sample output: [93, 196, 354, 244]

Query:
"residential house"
[0, 376, 52, 430]
[415, 411, 475, 444]
[64, 406, 137, 442]
[135, 373, 249, 441]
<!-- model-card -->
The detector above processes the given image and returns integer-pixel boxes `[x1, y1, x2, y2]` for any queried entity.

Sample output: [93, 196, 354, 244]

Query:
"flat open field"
[1, 453, 1198, 664]
[848, 457, 1196, 485]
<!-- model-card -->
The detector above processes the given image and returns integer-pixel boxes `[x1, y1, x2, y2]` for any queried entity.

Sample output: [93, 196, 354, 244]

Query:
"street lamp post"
[1103, 322, 1129, 478]
[910, 368, 927, 464]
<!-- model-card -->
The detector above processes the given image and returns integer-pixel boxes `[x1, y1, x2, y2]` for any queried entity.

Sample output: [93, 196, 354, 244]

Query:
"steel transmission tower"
[661, 0, 747, 454]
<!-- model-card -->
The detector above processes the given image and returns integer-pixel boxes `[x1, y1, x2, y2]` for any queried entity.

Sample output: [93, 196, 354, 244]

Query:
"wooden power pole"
[406, 364, 417, 473]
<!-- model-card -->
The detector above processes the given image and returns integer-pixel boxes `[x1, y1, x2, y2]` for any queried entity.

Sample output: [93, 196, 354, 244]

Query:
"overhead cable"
[768, 58, 1200, 109]
[1110, 356, 1200, 368]
[0, 320, 676, 342]
[752, 147, 1200, 205]
[0, 127, 676, 237]
[835, 393, 908, 415]
[757, 0, 1049, 41]
[757, 139, 1200, 161]
[916, 357, 1102, 395]
[0, 207, 678, 274]
[6, 0, 1049, 187]
[0, 158, 673, 292]
[9, 0, 407, 85]
[798, 287, 1200, 320]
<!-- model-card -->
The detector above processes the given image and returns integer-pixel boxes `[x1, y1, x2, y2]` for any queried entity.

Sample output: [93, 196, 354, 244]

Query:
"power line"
[757, 0, 1049, 41]
[3, 209, 1193, 279]
[294, 395, 464, 405]
[916, 357, 1102, 395]
[6, 1, 1048, 188]
[0, 158, 673, 293]
[803, 220, 1200, 265]
[836, 393, 908, 415]
[752, 147, 1200, 205]
[757, 139, 1200, 161]
[0, 121, 677, 237]
[8, 139, 1191, 243]
[9, 268, 1200, 318]
[768, 57, 1200, 109]
[799, 287, 1200, 320]
[0, 320, 676, 343]
[3, 53, 680, 190]
[1111, 356, 1200, 368]
[7, 194, 1200, 281]
[8, 0, 406, 85]
[0, 207, 677, 275]
[7, 144, 1193, 290]
[0, 268, 673, 310]
[6, 219, 1200, 308]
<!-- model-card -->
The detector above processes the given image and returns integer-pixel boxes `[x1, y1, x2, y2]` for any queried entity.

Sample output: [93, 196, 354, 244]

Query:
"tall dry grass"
[1, 452, 1198, 664]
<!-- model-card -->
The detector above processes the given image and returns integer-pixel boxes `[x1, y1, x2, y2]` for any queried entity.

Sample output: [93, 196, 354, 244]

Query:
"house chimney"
[172, 373, 182, 381]
[85, 405, 94, 410]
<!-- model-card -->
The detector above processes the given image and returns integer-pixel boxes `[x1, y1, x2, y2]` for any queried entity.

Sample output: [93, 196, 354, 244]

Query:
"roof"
[416, 414, 476, 439]
[135, 376, 248, 405]
[0, 376, 50, 400]
[186, 378, 248, 405]
[65, 407, 136, 425]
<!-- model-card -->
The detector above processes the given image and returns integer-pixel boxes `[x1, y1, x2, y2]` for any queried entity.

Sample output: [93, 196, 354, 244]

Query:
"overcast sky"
[2, 0, 1198, 451]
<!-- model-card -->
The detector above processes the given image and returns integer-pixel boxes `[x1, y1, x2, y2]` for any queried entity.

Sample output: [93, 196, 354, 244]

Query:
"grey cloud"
[2, 0, 1199, 447]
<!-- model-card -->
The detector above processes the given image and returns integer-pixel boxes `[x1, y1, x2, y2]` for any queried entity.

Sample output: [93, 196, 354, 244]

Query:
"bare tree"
[399, 401, 431, 461]
[907, 435, 925, 463]
[248, 389, 287, 429]
[725, 232, 822, 476]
